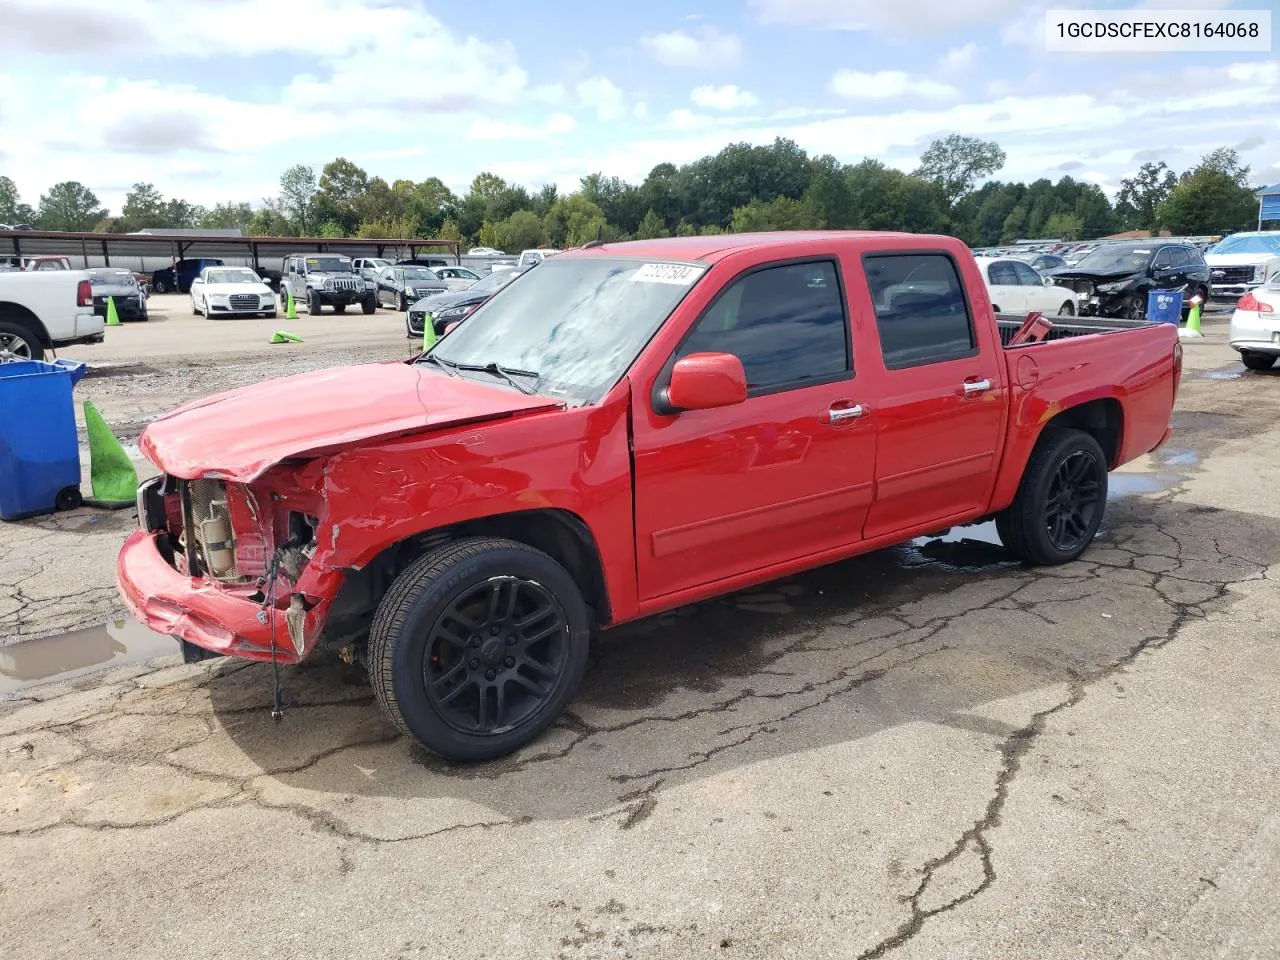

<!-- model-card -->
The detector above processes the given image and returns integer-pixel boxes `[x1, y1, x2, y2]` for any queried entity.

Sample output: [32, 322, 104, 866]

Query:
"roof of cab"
[559, 230, 926, 264]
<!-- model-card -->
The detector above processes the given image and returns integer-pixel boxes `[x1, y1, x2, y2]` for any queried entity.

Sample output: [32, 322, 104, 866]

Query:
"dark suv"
[1051, 241, 1211, 320]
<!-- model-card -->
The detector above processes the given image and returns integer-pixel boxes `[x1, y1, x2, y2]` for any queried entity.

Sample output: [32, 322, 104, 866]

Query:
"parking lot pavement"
[1, 311, 1278, 958]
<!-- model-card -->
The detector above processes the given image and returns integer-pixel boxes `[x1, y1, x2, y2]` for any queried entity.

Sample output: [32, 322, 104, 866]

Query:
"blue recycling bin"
[0, 359, 88, 520]
[1147, 289, 1183, 324]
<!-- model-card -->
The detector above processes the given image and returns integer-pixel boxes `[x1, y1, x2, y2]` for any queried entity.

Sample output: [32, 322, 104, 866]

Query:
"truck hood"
[1205, 253, 1278, 267]
[1048, 267, 1141, 284]
[139, 360, 564, 482]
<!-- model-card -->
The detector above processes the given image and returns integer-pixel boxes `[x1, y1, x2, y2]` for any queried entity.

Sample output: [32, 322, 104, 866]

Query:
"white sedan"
[1229, 281, 1280, 371]
[975, 256, 1079, 317]
[433, 266, 483, 292]
[190, 266, 277, 319]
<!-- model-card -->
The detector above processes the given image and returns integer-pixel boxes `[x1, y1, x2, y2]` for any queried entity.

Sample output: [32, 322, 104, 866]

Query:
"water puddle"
[901, 521, 1018, 572]
[0, 617, 177, 696]
[1199, 367, 1243, 381]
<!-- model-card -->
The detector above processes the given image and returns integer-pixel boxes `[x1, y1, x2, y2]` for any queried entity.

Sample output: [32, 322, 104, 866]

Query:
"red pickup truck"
[118, 232, 1181, 760]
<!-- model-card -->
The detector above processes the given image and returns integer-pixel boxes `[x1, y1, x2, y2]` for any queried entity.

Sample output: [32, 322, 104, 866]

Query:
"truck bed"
[995, 313, 1156, 348]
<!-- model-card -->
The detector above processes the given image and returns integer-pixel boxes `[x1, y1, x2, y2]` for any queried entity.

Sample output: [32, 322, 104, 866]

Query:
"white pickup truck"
[0, 270, 105, 362]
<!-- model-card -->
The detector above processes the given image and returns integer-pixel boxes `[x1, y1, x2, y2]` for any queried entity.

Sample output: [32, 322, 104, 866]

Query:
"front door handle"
[962, 378, 991, 395]
[825, 402, 867, 423]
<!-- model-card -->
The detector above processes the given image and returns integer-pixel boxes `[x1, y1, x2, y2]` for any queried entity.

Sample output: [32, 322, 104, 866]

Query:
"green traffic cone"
[270, 330, 304, 344]
[286, 291, 298, 320]
[422, 314, 437, 353]
[105, 296, 121, 326]
[84, 399, 137, 504]
[1185, 298, 1202, 335]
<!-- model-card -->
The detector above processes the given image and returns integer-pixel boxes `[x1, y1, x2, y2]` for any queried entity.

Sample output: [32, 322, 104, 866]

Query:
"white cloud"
[466, 113, 578, 141]
[668, 109, 703, 132]
[639, 27, 742, 69]
[576, 75, 626, 121]
[939, 42, 979, 76]
[828, 69, 959, 102]
[690, 84, 759, 109]
[748, 0, 1023, 34]
[633, 102, 650, 119]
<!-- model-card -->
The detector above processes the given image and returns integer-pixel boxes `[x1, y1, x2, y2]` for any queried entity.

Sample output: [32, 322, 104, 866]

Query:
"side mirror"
[659, 352, 748, 414]
[1043, 276, 1055, 286]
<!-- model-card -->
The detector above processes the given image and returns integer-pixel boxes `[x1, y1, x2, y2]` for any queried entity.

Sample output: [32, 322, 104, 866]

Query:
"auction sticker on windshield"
[629, 263, 704, 285]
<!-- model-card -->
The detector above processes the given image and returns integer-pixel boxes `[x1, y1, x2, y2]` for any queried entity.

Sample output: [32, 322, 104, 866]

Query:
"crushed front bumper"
[117, 529, 331, 664]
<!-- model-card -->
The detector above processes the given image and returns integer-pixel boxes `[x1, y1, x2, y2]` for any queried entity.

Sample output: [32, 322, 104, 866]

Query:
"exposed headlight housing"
[1256, 264, 1271, 282]
[1096, 281, 1125, 294]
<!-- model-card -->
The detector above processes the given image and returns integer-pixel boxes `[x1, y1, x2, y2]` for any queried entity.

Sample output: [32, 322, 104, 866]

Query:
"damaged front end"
[122, 462, 339, 664]
[1052, 274, 1143, 319]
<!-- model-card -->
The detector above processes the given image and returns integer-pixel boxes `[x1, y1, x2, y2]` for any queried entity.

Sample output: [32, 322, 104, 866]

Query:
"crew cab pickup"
[117, 232, 1182, 761]
[0, 269, 104, 361]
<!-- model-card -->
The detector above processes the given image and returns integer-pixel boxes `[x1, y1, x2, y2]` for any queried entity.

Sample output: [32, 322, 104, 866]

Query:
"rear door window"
[1012, 262, 1043, 286]
[864, 254, 976, 369]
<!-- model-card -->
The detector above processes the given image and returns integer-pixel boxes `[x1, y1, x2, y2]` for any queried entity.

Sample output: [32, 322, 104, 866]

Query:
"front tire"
[1125, 292, 1148, 321]
[398, 291, 408, 312]
[362, 294, 377, 315]
[1057, 300, 1075, 317]
[369, 537, 592, 762]
[1241, 351, 1277, 371]
[996, 428, 1108, 565]
[308, 291, 322, 315]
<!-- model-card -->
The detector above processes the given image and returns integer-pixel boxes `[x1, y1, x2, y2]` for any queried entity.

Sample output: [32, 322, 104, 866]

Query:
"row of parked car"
[970, 232, 1280, 322]
[181, 253, 543, 340]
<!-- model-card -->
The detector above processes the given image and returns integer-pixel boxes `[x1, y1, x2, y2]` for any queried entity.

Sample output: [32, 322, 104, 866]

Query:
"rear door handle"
[962, 378, 991, 395]
[825, 402, 867, 423]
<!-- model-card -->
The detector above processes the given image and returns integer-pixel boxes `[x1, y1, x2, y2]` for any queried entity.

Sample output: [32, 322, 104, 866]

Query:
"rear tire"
[55, 486, 83, 511]
[333, 303, 347, 315]
[996, 428, 1108, 566]
[1241, 351, 1277, 371]
[0, 321, 43, 362]
[369, 537, 592, 762]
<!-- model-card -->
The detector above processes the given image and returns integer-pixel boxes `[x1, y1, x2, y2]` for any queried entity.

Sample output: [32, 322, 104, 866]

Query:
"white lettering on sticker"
[629, 262, 703, 285]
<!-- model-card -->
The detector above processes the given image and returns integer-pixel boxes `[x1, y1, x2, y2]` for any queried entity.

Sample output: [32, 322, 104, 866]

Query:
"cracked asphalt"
[3, 309, 1279, 959]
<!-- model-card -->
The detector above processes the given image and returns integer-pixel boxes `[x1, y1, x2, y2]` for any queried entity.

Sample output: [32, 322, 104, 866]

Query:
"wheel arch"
[1041, 396, 1124, 467]
[0, 301, 52, 346]
[327, 507, 613, 636]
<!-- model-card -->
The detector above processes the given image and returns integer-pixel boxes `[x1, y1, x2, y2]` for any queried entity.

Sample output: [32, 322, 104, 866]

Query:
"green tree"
[543, 194, 608, 247]
[355, 215, 417, 239]
[477, 221, 502, 249]
[200, 202, 254, 231]
[700, 224, 724, 235]
[318, 220, 346, 239]
[1115, 161, 1177, 231]
[914, 134, 1006, 208]
[436, 218, 462, 243]
[803, 154, 852, 228]
[845, 160, 946, 233]
[635, 208, 670, 239]
[118, 182, 168, 230]
[730, 196, 822, 232]
[0, 176, 36, 223]
[278, 164, 317, 233]
[315, 158, 370, 234]
[1042, 211, 1084, 241]
[403, 177, 456, 237]
[247, 200, 295, 236]
[493, 209, 547, 252]
[36, 181, 107, 231]
[1157, 149, 1257, 234]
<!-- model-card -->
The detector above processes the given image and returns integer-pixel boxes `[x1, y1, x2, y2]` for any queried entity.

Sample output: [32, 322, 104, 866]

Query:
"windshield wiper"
[453, 361, 540, 395]
[419, 353, 459, 377]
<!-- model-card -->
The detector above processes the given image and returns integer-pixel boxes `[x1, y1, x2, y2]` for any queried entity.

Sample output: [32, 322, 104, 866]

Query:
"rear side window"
[987, 262, 1018, 286]
[1012, 262, 1042, 286]
[677, 260, 849, 392]
[864, 254, 976, 370]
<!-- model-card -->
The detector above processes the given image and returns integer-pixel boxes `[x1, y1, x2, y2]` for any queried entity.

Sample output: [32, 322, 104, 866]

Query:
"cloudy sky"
[0, 0, 1275, 214]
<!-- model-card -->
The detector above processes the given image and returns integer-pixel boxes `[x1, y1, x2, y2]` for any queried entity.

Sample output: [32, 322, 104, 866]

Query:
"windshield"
[366, 259, 391, 269]
[1072, 245, 1153, 272]
[427, 257, 706, 403]
[305, 257, 351, 273]
[1209, 235, 1280, 255]
[403, 267, 439, 281]
[205, 268, 260, 284]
